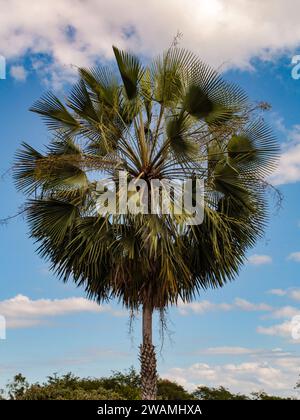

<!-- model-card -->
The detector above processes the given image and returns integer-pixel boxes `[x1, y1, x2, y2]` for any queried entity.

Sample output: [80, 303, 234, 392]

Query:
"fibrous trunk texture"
[140, 304, 157, 400]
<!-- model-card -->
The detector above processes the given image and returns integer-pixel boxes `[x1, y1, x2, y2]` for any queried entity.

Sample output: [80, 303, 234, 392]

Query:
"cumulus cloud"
[162, 355, 300, 396]
[267, 306, 300, 319]
[234, 298, 272, 312]
[2, 0, 300, 184]
[0, 294, 125, 329]
[272, 143, 300, 185]
[10, 64, 27, 81]
[287, 252, 300, 262]
[257, 320, 295, 338]
[247, 254, 272, 266]
[270, 121, 300, 186]
[177, 298, 273, 315]
[1, 0, 300, 85]
[178, 296, 300, 343]
[177, 300, 232, 315]
[268, 287, 300, 301]
[257, 287, 300, 341]
[258, 311, 300, 343]
[290, 290, 300, 301]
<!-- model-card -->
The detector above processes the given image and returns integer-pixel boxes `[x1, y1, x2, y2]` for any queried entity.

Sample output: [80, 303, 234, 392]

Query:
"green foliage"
[193, 385, 249, 400]
[193, 386, 293, 400]
[0, 370, 294, 400]
[157, 379, 195, 400]
[250, 391, 292, 400]
[99, 368, 142, 400]
[14, 46, 279, 312]
[113, 46, 144, 100]
[6, 374, 29, 400]
[166, 112, 197, 158]
[17, 385, 122, 400]
[30, 92, 79, 134]
[3, 372, 124, 400]
[183, 84, 214, 119]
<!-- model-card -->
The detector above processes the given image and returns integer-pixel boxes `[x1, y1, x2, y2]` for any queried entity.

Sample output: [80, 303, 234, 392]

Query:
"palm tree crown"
[14, 45, 278, 399]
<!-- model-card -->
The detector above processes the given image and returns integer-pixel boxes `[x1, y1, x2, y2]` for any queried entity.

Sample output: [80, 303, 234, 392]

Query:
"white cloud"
[177, 298, 272, 315]
[268, 289, 287, 296]
[0, 294, 125, 329]
[257, 321, 295, 338]
[177, 300, 232, 315]
[287, 252, 300, 262]
[178, 297, 300, 343]
[268, 287, 300, 301]
[2, 0, 300, 84]
[162, 356, 300, 396]
[270, 122, 300, 186]
[268, 306, 300, 319]
[258, 313, 300, 343]
[234, 298, 272, 312]
[247, 254, 272, 266]
[272, 144, 300, 185]
[200, 346, 263, 356]
[2, 2, 300, 185]
[290, 290, 300, 301]
[10, 64, 27, 81]
[257, 288, 300, 340]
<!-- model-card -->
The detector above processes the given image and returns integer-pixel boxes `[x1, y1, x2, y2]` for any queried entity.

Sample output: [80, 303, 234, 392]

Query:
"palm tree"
[14, 45, 278, 400]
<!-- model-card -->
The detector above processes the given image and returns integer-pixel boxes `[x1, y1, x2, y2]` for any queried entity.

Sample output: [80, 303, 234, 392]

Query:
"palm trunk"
[140, 303, 157, 400]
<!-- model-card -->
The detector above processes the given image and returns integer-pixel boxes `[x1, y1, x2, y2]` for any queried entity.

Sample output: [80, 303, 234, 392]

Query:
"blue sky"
[0, 0, 300, 397]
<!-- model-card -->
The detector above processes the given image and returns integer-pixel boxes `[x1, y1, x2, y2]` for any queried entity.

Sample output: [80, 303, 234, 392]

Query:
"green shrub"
[157, 379, 195, 400]
[0, 369, 296, 400]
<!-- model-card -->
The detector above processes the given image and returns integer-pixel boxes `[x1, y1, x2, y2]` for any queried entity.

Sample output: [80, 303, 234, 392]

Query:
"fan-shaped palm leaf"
[15, 45, 279, 400]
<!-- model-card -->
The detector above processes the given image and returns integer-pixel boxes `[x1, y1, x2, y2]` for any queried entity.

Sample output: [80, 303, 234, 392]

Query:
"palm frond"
[113, 46, 144, 100]
[183, 58, 247, 124]
[151, 48, 196, 106]
[227, 120, 279, 176]
[14, 142, 45, 195]
[30, 92, 79, 133]
[15, 46, 279, 310]
[166, 112, 198, 158]
[67, 80, 99, 122]
[79, 66, 119, 107]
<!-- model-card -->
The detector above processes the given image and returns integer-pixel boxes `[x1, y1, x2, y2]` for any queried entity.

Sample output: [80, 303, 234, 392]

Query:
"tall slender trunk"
[140, 303, 157, 400]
